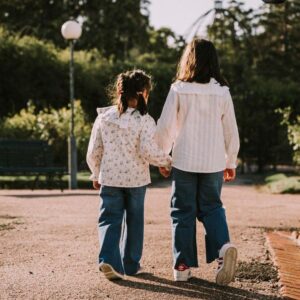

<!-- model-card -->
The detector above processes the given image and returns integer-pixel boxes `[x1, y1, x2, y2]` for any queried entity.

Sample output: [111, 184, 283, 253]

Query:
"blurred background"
[0, 0, 299, 191]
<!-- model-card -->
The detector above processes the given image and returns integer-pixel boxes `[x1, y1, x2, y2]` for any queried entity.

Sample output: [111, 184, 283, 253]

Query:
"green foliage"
[145, 27, 185, 63]
[0, 29, 69, 117]
[0, 27, 176, 122]
[0, 100, 91, 167]
[0, 171, 92, 189]
[0, 0, 152, 61]
[264, 173, 288, 183]
[0, 0, 299, 172]
[264, 174, 300, 194]
[207, 0, 300, 171]
[278, 107, 300, 166]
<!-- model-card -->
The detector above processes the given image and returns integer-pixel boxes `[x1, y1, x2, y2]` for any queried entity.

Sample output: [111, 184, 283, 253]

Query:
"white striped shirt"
[154, 78, 240, 173]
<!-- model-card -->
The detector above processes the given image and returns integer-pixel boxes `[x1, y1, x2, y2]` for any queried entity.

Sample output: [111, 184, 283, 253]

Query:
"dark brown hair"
[111, 69, 152, 116]
[176, 38, 228, 86]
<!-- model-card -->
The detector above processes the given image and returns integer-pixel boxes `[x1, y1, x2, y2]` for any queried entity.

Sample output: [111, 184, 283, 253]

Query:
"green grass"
[264, 173, 288, 183]
[0, 171, 91, 182]
[264, 173, 300, 194]
[0, 169, 165, 189]
[0, 171, 92, 189]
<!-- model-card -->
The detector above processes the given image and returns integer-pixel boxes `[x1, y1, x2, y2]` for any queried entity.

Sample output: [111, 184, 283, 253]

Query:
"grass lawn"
[0, 171, 92, 189]
[0, 168, 164, 190]
[264, 173, 300, 194]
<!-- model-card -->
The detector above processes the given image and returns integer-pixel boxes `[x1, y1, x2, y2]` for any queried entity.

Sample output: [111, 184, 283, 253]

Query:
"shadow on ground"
[111, 273, 281, 300]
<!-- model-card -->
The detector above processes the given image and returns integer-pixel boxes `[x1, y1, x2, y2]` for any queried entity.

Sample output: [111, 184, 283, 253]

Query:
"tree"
[207, 0, 299, 171]
[0, 0, 151, 60]
[256, 0, 300, 80]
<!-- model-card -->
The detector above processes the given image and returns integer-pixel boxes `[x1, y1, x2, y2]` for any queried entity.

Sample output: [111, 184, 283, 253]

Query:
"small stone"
[29, 271, 33, 275]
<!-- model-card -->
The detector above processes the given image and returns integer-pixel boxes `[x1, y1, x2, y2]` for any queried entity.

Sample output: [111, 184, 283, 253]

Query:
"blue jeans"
[98, 185, 146, 275]
[171, 168, 230, 267]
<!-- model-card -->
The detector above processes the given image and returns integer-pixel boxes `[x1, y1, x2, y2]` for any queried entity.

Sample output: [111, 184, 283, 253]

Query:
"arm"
[154, 87, 179, 154]
[86, 116, 104, 181]
[140, 115, 172, 167]
[222, 91, 240, 169]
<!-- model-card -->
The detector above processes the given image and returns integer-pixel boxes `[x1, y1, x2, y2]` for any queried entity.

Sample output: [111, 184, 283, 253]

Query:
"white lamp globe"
[61, 20, 82, 40]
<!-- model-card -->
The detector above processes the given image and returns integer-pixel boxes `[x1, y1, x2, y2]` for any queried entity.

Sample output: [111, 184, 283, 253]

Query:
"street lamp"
[61, 20, 82, 189]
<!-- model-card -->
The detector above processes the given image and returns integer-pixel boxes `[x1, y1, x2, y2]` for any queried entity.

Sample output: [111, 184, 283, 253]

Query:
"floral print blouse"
[86, 106, 172, 187]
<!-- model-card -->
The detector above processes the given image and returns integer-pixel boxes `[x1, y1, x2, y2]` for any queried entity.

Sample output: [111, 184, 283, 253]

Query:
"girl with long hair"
[155, 38, 240, 285]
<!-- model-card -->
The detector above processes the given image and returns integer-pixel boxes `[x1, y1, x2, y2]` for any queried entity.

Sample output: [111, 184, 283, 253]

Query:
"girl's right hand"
[93, 181, 101, 190]
[223, 168, 236, 182]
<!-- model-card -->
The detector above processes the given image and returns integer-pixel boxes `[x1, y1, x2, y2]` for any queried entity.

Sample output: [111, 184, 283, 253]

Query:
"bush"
[0, 100, 91, 168]
[0, 28, 176, 123]
[278, 107, 300, 167]
[264, 173, 287, 183]
[264, 173, 300, 194]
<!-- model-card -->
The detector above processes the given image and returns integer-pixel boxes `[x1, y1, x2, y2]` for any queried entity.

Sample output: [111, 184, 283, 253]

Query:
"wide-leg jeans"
[98, 185, 146, 275]
[171, 168, 230, 268]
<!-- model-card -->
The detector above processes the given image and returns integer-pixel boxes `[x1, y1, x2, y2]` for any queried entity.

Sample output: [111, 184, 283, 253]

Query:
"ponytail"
[118, 93, 129, 116]
[112, 69, 152, 116]
[136, 93, 148, 116]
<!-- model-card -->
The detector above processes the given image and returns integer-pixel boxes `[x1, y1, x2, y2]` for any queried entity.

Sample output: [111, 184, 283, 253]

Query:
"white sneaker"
[99, 262, 124, 280]
[174, 264, 192, 281]
[135, 266, 144, 275]
[127, 266, 144, 276]
[215, 243, 238, 286]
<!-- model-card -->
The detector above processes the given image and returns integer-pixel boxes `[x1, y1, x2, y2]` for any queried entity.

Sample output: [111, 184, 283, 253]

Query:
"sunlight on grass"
[264, 174, 300, 194]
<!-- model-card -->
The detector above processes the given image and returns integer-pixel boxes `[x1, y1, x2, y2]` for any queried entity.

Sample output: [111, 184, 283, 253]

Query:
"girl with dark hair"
[155, 38, 240, 285]
[87, 69, 171, 280]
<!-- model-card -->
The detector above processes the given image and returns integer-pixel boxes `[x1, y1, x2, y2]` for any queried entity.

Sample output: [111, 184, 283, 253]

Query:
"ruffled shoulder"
[171, 78, 229, 96]
[96, 105, 116, 115]
[100, 106, 144, 129]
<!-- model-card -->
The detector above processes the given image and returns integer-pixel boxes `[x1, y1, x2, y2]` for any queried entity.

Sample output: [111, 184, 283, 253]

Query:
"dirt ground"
[0, 183, 299, 300]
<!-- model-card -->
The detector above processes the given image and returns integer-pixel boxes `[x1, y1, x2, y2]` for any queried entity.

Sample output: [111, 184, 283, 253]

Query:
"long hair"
[176, 38, 228, 86]
[111, 69, 152, 116]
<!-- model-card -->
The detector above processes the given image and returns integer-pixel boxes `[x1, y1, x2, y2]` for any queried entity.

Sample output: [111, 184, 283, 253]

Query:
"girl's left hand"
[223, 168, 236, 182]
[159, 167, 171, 178]
[93, 181, 101, 190]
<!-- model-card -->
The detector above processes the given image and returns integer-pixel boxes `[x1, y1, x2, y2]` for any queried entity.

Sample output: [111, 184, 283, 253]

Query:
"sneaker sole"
[216, 246, 237, 286]
[99, 263, 124, 281]
[174, 270, 192, 282]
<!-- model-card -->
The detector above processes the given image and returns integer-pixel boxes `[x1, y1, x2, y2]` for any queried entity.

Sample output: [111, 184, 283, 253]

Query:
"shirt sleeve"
[154, 87, 179, 154]
[86, 116, 104, 181]
[140, 115, 172, 167]
[222, 90, 240, 169]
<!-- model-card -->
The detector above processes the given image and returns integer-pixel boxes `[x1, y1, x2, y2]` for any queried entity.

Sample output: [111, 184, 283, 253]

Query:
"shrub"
[0, 100, 91, 168]
[278, 107, 300, 167]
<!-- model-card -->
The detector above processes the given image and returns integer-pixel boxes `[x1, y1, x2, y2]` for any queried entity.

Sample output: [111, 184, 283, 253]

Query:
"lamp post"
[61, 20, 82, 189]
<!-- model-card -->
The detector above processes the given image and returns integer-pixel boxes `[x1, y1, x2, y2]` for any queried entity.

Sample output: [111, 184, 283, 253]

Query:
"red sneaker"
[174, 263, 191, 281]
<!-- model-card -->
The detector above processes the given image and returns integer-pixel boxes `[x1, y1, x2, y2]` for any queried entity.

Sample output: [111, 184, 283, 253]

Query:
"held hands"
[223, 168, 236, 182]
[93, 181, 101, 190]
[159, 167, 172, 178]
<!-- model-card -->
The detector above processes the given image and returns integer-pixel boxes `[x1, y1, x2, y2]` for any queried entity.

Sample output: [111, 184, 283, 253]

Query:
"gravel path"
[0, 184, 299, 300]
